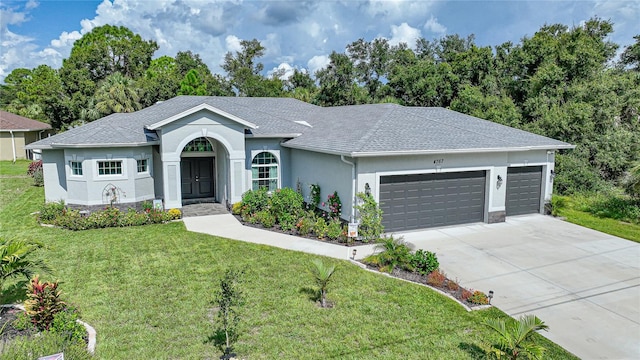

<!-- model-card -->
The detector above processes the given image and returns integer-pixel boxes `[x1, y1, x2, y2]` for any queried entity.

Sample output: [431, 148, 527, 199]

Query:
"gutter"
[340, 155, 356, 222]
[25, 141, 160, 150]
[9, 130, 16, 162]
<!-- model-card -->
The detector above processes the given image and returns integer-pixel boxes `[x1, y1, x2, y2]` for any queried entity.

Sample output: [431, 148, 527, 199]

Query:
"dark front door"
[181, 158, 215, 199]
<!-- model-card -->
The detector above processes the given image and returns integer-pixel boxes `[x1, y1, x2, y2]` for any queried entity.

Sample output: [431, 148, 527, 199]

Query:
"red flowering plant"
[327, 191, 342, 219]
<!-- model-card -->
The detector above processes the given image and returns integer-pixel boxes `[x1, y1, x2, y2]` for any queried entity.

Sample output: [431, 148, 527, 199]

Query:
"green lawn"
[554, 197, 640, 243]
[0, 161, 578, 359]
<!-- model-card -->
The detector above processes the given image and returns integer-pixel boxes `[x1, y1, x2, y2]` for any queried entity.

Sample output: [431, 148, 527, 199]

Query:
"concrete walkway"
[184, 213, 640, 360]
[183, 214, 376, 260]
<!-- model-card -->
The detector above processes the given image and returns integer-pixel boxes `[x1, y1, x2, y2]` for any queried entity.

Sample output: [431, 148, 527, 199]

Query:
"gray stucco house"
[26, 96, 573, 232]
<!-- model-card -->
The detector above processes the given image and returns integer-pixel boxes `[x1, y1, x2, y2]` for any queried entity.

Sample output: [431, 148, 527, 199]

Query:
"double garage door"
[380, 171, 486, 232]
[379, 166, 542, 232]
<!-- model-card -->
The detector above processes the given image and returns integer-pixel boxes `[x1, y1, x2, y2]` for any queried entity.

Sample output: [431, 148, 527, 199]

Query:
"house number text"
[433, 159, 444, 164]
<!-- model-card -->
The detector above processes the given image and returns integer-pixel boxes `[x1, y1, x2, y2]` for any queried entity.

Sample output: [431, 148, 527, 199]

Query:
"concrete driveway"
[395, 214, 639, 360]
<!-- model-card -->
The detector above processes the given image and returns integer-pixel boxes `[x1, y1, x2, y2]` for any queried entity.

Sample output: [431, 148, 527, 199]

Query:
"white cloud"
[50, 31, 82, 48]
[424, 16, 446, 35]
[25, 0, 39, 10]
[268, 62, 295, 80]
[389, 22, 422, 48]
[225, 35, 242, 53]
[307, 55, 330, 75]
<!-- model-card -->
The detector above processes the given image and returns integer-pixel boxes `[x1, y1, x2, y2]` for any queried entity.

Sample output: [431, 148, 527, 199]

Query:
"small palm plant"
[484, 314, 549, 360]
[0, 239, 50, 304]
[310, 259, 336, 308]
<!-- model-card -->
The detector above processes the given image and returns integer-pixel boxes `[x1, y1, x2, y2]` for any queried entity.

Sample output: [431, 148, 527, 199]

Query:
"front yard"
[0, 161, 577, 359]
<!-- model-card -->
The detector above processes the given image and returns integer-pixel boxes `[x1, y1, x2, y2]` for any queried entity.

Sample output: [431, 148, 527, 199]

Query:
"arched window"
[183, 137, 213, 152]
[251, 152, 278, 191]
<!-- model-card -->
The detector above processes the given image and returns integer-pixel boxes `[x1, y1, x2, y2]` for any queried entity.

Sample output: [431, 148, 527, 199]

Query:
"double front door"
[181, 158, 215, 199]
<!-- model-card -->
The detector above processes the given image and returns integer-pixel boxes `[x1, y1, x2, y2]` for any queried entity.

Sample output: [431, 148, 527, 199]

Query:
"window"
[97, 161, 122, 175]
[70, 161, 83, 176]
[183, 137, 213, 152]
[251, 152, 278, 191]
[137, 159, 148, 173]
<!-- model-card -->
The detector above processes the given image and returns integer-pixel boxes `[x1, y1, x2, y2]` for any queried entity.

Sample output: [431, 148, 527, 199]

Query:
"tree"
[178, 69, 208, 96]
[310, 259, 336, 308]
[212, 268, 245, 357]
[222, 38, 282, 97]
[346, 38, 392, 100]
[0, 239, 49, 303]
[314, 51, 367, 106]
[625, 162, 640, 198]
[484, 314, 549, 360]
[138, 55, 181, 107]
[94, 72, 142, 115]
[621, 35, 640, 71]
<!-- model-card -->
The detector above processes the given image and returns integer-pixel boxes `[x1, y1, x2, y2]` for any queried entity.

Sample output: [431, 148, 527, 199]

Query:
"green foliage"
[231, 202, 242, 215]
[313, 217, 328, 239]
[468, 290, 489, 305]
[326, 218, 343, 240]
[38, 201, 66, 223]
[212, 268, 245, 357]
[11, 310, 34, 331]
[0, 239, 49, 303]
[27, 160, 43, 187]
[625, 162, 640, 198]
[270, 188, 304, 223]
[326, 191, 342, 218]
[50, 307, 86, 343]
[0, 330, 92, 360]
[255, 210, 276, 228]
[550, 195, 568, 217]
[411, 249, 440, 275]
[366, 235, 414, 273]
[309, 184, 321, 209]
[24, 275, 66, 331]
[354, 192, 384, 243]
[240, 188, 270, 217]
[484, 314, 549, 359]
[296, 211, 315, 237]
[277, 212, 297, 232]
[577, 193, 640, 224]
[310, 259, 336, 308]
[554, 152, 607, 194]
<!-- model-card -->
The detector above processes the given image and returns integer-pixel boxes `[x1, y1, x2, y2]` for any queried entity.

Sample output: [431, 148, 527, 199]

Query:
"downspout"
[340, 155, 356, 222]
[9, 130, 16, 163]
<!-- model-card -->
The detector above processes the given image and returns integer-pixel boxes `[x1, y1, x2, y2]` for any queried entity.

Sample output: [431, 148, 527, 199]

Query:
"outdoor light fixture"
[365, 183, 371, 196]
[352, 249, 357, 260]
[496, 175, 503, 189]
[550, 170, 555, 182]
[488, 290, 494, 304]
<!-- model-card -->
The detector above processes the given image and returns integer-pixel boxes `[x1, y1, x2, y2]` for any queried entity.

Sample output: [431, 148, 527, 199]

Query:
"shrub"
[168, 208, 182, 220]
[240, 188, 270, 216]
[148, 209, 172, 224]
[271, 188, 304, 223]
[554, 152, 607, 195]
[0, 331, 92, 360]
[460, 288, 473, 302]
[11, 311, 34, 331]
[586, 194, 640, 224]
[231, 202, 242, 215]
[550, 195, 568, 216]
[256, 210, 276, 228]
[141, 200, 153, 212]
[87, 206, 122, 228]
[468, 290, 489, 305]
[426, 270, 447, 287]
[27, 160, 43, 186]
[122, 208, 149, 226]
[212, 268, 245, 357]
[309, 184, 321, 209]
[296, 211, 315, 236]
[50, 306, 86, 343]
[370, 236, 414, 272]
[38, 201, 66, 223]
[53, 209, 88, 230]
[411, 250, 439, 275]
[446, 279, 460, 292]
[354, 192, 384, 243]
[326, 191, 342, 218]
[278, 212, 297, 232]
[310, 259, 336, 308]
[313, 217, 328, 239]
[326, 218, 342, 240]
[624, 162, 640, 199]
[24, 275, 66, 331]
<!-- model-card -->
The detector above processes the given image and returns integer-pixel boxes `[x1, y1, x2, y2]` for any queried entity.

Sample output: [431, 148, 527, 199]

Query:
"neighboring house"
[0, 111, 52, 161]
[26, 96, 573, 231]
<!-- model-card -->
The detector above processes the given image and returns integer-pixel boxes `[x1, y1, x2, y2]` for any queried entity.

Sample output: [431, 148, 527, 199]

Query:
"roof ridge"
[352, 104, 400, 153]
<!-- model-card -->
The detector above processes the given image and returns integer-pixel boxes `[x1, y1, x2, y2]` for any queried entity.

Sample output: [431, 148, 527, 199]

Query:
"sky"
[1, 0, 638, 82]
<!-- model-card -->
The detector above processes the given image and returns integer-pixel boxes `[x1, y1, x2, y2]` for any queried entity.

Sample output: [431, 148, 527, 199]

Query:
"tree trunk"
[320, 289, 326, 308]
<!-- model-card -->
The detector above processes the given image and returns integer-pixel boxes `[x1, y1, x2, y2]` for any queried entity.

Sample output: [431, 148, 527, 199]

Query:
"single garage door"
[380, 171, 486, 232]
[506, 166, 542, 216]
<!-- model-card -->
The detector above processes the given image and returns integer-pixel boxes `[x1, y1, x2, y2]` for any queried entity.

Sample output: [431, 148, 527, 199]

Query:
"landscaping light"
[352, 249, 357, 260]
[496, 175, 503, 189]
[488, 290, 494, 304]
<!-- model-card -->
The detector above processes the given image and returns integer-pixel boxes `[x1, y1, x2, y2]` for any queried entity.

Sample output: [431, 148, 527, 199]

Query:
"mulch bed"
[234, 214, 371, 247]
[360, 263, 491, 310]
[0, 307, 36, 344]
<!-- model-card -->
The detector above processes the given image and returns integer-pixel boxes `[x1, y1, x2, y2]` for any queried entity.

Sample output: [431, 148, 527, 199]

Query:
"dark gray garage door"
[506, 166, 542, 216]
[379, 171, 486, 232]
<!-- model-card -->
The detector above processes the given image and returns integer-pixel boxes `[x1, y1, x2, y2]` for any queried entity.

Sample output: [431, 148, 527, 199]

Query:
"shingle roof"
[26, 96, 573, 154]
[0, 111, 52, 131]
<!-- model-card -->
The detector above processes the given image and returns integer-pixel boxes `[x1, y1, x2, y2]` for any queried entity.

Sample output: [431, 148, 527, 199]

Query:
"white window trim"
[136, 158, 149, 174]
[69, 160, 84, 177]
[94, 159, 127, 179]
[250, 150, 281, 191]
